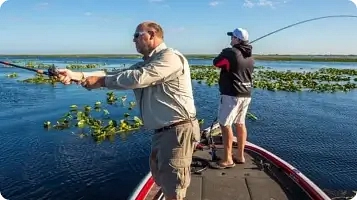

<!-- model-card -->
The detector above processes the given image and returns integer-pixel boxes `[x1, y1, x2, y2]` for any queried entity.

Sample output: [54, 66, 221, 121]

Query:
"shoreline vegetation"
[1, 54, 357, 62]
[4, 61, 357, 93]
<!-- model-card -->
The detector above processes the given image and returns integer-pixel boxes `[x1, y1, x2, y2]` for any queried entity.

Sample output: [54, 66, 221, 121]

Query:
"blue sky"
[0, 0, 356, 55]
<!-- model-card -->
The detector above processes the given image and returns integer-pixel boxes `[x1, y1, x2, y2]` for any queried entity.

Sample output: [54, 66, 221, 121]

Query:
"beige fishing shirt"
[83, 43, 197, 130]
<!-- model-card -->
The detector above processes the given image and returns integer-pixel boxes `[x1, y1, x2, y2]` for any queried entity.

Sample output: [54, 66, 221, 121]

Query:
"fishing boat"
[129, 122, 332, 200]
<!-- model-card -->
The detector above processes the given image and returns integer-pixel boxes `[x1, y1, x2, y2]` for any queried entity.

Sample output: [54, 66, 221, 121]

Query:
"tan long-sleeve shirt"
[83, 43, 197, 130]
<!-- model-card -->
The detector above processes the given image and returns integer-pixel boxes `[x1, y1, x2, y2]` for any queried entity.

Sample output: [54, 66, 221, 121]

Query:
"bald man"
[56, 21, 200, 200]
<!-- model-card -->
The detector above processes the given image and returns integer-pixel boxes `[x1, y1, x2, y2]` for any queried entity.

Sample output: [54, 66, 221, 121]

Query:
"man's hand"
[56, 69, 84, 85]
[81, 76, 105, 90]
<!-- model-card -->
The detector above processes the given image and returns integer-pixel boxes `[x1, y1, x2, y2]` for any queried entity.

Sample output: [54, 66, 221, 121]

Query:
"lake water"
[0, 56, 357, 200]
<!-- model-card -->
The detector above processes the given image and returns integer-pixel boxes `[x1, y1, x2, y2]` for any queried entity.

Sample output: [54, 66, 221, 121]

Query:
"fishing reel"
[46, 65, 77, 82]
[46, 64, 60, 78]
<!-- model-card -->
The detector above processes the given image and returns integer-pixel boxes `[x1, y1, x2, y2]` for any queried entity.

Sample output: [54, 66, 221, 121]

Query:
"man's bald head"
[133, 21, 165, 57]
[137, 21, 164, 39]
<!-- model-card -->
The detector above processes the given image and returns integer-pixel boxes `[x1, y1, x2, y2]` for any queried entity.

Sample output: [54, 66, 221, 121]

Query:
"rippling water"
[0, 57, 357, 199]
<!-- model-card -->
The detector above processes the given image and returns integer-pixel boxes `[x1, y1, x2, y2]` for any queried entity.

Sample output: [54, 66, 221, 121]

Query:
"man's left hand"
[81, 76, 105, 90]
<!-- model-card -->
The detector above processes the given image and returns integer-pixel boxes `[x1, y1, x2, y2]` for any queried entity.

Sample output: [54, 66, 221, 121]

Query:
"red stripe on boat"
[245, 143, 329, 200]
[135, 176, 155, 200]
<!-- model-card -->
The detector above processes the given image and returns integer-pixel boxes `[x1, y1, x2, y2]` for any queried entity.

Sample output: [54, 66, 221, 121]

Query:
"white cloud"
[209, 1, 220, 6]
[243, 0, 255, 8]
[243, 0, 289, 8]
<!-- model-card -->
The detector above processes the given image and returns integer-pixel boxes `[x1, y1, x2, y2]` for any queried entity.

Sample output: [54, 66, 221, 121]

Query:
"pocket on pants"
[176, 166, 191, 189]
[170, 149, 191, 168]
[175, 127, 185, 147]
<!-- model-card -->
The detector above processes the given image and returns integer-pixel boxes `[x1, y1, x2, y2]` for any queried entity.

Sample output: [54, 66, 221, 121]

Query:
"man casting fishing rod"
[210, 28, 254, 169]
[56, 21, 200, 200]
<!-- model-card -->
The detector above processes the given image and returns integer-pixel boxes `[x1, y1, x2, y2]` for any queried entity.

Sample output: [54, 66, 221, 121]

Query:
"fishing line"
[1, 15, 357, 75]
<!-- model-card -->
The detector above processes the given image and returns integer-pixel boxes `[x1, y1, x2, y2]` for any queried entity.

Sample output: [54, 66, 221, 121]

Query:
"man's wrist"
[99, 76, 106, 87]
[73, 72, 84, 80]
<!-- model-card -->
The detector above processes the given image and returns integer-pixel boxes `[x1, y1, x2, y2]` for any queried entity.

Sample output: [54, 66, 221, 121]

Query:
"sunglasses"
[133, 31, 147, 38]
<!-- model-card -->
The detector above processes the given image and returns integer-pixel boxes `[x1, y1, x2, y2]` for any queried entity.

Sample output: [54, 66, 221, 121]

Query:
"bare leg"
[220, 124, 234, 165]
[234, 123, 247, 162]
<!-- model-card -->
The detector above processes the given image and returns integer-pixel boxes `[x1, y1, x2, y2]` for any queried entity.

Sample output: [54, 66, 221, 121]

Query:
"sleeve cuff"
[81, 72, 91, 78]
[104, 75, 117, 89]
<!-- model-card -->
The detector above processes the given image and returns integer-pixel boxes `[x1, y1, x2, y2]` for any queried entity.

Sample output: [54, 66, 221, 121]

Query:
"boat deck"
[186, 146, 301, 200]
[145, 143, 311, 200]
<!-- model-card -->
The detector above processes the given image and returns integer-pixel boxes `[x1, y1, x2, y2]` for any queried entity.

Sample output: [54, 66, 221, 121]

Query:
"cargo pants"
[149, 119, 200, 199]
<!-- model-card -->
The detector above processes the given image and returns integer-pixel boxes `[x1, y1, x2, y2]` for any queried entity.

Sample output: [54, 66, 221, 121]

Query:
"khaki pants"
[149, 119, 200, 199]
[218, 95, 251, 126]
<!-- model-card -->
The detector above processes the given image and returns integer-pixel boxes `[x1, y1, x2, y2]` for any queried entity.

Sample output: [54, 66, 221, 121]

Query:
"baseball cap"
[227, 28, 249, 42]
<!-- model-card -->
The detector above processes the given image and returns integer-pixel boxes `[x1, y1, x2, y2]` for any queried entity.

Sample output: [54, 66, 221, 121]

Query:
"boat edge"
[244, 141, 331, 200]
[128, 172, 154, 200]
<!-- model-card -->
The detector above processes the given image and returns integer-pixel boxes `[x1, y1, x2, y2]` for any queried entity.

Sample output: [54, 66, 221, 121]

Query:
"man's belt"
[154, 119, 194, 133]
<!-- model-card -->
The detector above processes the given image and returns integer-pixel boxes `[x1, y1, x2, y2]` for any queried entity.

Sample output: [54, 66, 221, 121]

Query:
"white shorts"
[218, 95, 252, 126]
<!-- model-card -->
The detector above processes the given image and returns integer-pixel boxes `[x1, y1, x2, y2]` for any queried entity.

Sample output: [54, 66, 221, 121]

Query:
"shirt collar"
[143, 42, 167, 60]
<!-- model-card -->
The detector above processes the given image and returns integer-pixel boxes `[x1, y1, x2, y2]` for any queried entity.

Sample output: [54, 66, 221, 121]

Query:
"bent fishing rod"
[249, 15, 357, 44]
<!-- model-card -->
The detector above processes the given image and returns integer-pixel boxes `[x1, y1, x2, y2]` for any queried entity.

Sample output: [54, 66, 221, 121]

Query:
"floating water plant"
[247, 112, 258, 121]
[66, 63, 100, 69]
[43, 91, 255, 143]
[44, 94, 144, 143]
[190, 65, 357, 93]
[6, 72, 18, 78]
[3, 60, 104, 71]
[20, 73, 58, 85]
[10, 61, 357, 93]
[106, 91, 118, 104]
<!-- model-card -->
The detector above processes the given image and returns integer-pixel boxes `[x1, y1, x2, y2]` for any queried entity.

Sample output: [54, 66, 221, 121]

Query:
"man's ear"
[147, 31, 154, 40]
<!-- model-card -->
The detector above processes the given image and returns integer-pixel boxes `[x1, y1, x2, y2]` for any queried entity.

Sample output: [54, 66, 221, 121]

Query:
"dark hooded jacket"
[213, 43, 254, 97]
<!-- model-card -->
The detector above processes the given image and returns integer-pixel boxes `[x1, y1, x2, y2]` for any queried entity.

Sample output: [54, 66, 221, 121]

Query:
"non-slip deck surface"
[144, 143, 310, 200]
[184, 146, 291, 200]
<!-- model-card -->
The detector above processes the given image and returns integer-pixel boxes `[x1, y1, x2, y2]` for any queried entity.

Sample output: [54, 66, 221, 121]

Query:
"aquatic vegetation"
[44, 92, 145, 143]
[10, 64, 357, 93]
[19, 73, 58, 85]
[247, 112, 258, 120]
[65, 64, 100, 69]
[6, 72, 18, 78]
[3, 54, 357, 62]
[6, 61, 357, 93]
[5, 61, 102, 70]
[43, 90, 258, 143]
[190, 65, 357, 93]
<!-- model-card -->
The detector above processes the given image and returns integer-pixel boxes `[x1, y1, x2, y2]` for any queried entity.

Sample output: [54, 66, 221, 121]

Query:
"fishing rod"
[204, 14, 357, 162]
[0, 61, 80, 82]
[0, 61, 54, 75]
[249, 15, 357, 44]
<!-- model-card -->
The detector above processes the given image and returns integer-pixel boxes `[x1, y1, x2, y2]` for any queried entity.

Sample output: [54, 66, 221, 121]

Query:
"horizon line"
[0, 53, 356, 56]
